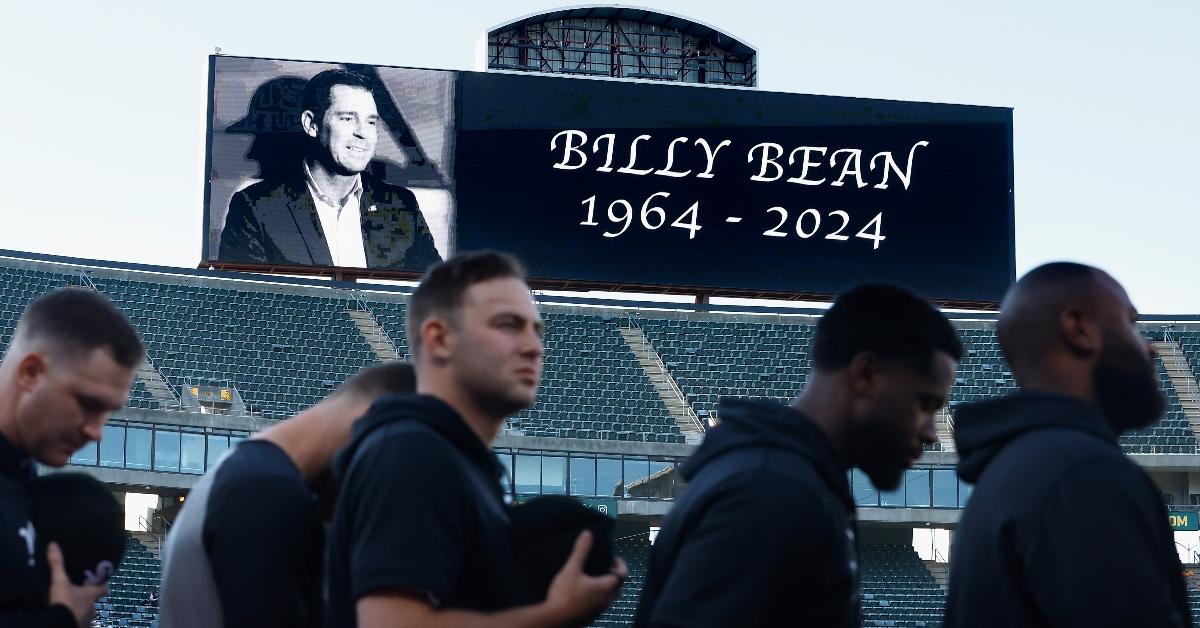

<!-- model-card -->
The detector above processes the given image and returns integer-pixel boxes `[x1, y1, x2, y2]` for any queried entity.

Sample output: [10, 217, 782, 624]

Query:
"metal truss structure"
[487, 7, 757, 87]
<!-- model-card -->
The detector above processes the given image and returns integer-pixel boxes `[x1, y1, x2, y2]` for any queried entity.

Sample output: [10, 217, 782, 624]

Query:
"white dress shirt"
[304, 163, 368, 268]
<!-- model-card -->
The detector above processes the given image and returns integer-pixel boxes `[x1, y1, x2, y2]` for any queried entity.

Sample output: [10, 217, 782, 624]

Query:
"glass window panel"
[180, 432, 206, 475]
[959, 479, 974, 507]
[879, 479, 904, 507]
[596, 458, 623, 497]
[852, 469, 879, 506]
[206, 434, 229, 469]
[515, 454, 540, 495]
[569, 457, 595, 496]
[932, 470, 958, 508]
[70, 442, 97, 466]
[542, 456, 567, 495]
[229, 435, 246, 447]
[648, 460, 673, 499]
[99, 425, 125, 468]
[623, 459, 651, 499]
[904, 469, 931, 507]
[154, 429, 180, 472]
[497, 453, 514, 493]
[126, 427, 152, 470]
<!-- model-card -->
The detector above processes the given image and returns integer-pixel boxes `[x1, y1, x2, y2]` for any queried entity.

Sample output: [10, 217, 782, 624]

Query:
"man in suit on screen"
[218, 69, 442, 271]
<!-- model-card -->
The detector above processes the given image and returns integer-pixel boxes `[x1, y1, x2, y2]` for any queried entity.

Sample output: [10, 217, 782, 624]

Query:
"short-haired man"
[160, 362, 419, 628]
[219, 68, 441, 270]
[0, 288, 144, 627]
[945, 263, 1190, 626]
[325, 251, 627, 628]
[634, 283, 962, 628]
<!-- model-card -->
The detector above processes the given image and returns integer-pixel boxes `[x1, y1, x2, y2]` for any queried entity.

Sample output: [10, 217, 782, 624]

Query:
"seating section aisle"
[1123, 357, 1198, 453]
[860, 544, 945, 628]
[636, 317, 815, 424]
[96, 535, 161, 628]
[591, 534, 650, 627]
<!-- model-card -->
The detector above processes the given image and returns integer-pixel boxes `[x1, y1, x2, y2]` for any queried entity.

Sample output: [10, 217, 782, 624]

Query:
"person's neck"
[306, 158, 358, 205]
[1013, 356, 1096, 406]
[416, 378, 505, 447]
[790, 375, 853, 470]
[257, 399, 357, 482]
[0, 380, 26, 461]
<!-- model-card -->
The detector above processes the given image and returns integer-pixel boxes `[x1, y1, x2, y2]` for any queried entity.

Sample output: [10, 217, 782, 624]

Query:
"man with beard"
[218, 69, 441, 270]
[633, 283, 962, 628]
[159, 362, 418, 628]
[325, 251, 628, 628]
[945, 262, 1190, 627]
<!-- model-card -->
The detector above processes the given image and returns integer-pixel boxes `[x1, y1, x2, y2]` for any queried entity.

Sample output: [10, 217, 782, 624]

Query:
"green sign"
[1169, 511, 1199, 531]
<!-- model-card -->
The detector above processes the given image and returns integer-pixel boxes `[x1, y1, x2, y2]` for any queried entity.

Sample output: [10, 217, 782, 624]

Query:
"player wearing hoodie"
[945, 262, 1189, 627]
[634, 283, 962, 628]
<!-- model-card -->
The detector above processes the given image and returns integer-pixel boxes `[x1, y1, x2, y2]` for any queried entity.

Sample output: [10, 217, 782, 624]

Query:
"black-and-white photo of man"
[216, 68, 445, 270]
[208, 58, 456, 272]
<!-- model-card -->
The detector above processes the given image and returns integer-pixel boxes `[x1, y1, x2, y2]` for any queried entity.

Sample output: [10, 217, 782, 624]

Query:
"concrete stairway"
[129, 531, 163, 560]
[923, 560, 949, 592]
[347, 308, 403, 362]
[935, 408, 955, 452]
[134, 359, 179, 409]
[618, 325, 705, 441]
[1155, 341, 1200, 439]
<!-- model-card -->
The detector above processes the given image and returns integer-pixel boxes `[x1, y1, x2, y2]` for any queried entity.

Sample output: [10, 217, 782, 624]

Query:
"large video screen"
[204, 55, 1014, 303]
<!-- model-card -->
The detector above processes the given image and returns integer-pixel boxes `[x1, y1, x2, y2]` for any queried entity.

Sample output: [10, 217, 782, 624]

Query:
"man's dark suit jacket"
[218, 173, 442, 271]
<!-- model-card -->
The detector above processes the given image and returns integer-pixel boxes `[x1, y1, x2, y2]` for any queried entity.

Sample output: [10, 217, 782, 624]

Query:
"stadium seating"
[1121, 356, 1198, 453]
[1, 257, 1198, 450]
[635, 317, 815, 421]
[504, 313, 681, 443]
[860, 544, 946, 628]
[591, 533, 650, 627]
[94, 535, 161, 628]
[1180, 332, 1200, 392]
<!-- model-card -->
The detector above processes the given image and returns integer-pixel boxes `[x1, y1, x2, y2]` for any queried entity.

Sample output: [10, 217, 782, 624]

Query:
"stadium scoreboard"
[204, 55, 1014, 305]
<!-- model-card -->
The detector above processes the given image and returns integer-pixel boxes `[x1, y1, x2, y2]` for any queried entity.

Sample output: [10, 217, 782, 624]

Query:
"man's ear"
[846, 351, 880, 396]
[300, 110, 319, 139]
[420, 317, 455, 362]
[1059, 307, 1100, 357]
[15, 352, 46, 393]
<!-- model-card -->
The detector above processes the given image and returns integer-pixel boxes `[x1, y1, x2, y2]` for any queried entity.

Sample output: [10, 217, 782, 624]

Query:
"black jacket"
[218, 172, 442, 271]
[634, 398, 860, 628]
[945, 391, 1190, 627]
[324, 395, 514, 627]
[0, 435, 75, 627]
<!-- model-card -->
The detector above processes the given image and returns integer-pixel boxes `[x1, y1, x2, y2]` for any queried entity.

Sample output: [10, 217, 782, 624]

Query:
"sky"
[0, 1, 1196, 312]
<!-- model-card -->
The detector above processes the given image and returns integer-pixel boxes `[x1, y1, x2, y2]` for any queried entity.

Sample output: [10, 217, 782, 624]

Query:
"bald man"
[944, 262, 1189, 627]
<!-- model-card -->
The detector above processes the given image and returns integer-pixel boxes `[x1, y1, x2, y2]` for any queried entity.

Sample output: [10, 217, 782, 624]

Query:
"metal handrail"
[623, 319, 705, 433]
[351, 292, 404, 360]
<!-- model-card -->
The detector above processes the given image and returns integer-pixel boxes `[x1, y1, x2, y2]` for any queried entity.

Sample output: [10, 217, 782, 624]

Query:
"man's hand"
[543, 531, 629, 627]
[47, 542, 106, 628]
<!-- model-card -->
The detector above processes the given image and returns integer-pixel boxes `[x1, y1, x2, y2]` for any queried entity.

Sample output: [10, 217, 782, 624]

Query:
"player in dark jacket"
[634, 283, 962, 628]
[0, 289, 143, 628]
[945, 262, 1191, 627]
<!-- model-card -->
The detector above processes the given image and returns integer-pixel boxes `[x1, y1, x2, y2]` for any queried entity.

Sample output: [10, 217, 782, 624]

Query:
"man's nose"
[921, 413, 938, 444]
[82, 419, 104, 442]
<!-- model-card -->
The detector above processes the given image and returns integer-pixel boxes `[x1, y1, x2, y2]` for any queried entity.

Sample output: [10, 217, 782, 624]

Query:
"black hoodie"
[945, 391, 1190, 628]
[0, 434, 76, 628]
[634, 398, 860, 628]
[323, 394, 514, 628]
